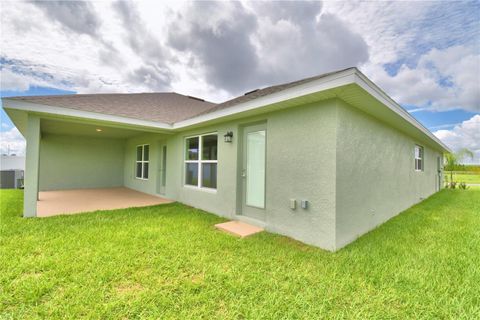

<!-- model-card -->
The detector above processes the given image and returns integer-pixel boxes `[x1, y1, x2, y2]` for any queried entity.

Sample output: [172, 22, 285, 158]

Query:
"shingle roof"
[6, 68, 354, 124]
[7, 92, 217, 124]
[196, 67, 355, 117]
[3, 67, 450, 152]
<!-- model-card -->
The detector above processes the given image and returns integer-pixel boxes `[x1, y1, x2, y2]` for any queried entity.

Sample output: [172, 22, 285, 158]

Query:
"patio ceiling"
[41, 118, 148, 139]
[3, 107, 173, 139]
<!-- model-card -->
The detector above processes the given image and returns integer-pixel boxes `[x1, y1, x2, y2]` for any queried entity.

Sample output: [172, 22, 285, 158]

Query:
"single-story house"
[2, 67, 449, 251]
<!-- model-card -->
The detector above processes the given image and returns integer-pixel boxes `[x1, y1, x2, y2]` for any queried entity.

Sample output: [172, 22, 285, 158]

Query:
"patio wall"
[123, 134, 168, 196]
[39, 134, 125, 191]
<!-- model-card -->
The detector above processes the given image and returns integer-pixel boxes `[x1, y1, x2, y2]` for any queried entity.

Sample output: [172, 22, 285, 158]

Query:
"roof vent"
[187, 95, 205, 102]
[244, 89, 260, 96]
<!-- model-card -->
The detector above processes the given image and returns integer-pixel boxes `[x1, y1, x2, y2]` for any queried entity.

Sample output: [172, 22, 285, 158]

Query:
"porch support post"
[24, 114, 40, 218]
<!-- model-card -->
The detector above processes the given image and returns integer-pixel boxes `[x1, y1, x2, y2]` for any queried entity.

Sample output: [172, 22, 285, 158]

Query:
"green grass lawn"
[1, 189, 479, 319]
[445, 172, 480, 184]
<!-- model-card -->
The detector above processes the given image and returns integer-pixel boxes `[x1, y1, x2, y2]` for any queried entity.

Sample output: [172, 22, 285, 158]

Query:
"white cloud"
[0, 1, 149, 94]
[323, 1, 431, 65]
[167, 1, 368, 96]
[323, 1, 480, 113]
[408, 108, 428, 113]
[0, 68, 31, 91]
[0, 127, 25, 156]
[429, 123, 460, 130]
[0, 0, 478, 110]
[251, 7, 369, 89]
[434, 114, 480, 164]
[369, 46, 480, 112]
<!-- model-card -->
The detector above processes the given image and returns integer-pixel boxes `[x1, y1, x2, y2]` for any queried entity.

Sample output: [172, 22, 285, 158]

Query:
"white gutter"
[2, 99, 173, 131]
[173, 68, 449, 152]
[2, 68, 450, 153]
[173, 68, 357, 128]
[353, 71, 451, 152]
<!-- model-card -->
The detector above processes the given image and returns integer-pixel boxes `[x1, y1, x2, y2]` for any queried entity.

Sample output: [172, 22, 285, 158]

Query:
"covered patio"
[37, 187, 172, 217]
[5, 110, 172, 217]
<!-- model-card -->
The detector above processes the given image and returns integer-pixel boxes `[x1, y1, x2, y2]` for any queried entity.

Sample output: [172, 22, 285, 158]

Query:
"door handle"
[242, 170, 246, 178]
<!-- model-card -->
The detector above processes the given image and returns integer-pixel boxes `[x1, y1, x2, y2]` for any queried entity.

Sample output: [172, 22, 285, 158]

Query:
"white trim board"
[2, 68, 450, 153]
[173, 69, 357, 128]
[353, 72, 450, 152]
[3, 100, 173, 131]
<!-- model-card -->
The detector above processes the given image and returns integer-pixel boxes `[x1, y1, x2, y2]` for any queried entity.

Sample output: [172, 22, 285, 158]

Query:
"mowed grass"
[445, 172, 480, 184]
[1, 189, 479, 319]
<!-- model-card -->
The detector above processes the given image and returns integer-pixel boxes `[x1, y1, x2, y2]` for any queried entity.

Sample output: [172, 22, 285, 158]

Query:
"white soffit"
[2, 68, 450, 152]
[173, 69, 357, 128]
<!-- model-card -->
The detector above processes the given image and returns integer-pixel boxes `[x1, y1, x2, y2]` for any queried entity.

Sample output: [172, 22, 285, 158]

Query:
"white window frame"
[136, 144, 149, 180]
[414, 144, 424, 172]
[184, 132, 218, 191]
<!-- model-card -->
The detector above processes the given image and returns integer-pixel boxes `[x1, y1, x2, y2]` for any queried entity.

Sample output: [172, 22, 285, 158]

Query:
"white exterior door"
[241, 123, 266, 221]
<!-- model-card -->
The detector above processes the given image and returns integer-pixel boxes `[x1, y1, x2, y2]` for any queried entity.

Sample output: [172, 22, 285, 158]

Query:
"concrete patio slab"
[37, 187, 172, 217]
[215, 221, 264, 238]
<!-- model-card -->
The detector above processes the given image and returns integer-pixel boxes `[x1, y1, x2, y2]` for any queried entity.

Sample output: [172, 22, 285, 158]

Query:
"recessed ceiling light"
[96, 128, 102, 132]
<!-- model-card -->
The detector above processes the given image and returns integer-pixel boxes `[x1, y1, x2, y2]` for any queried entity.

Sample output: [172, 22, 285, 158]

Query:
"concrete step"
[215, 220, 264, 238]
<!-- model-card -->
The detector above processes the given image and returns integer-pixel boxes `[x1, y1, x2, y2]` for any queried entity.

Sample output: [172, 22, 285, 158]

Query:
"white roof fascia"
[353, 71, 451, 152]
[173, 68, 357, 129]
[2, 99, 173, 131]
[2, 68, 451, 153]
[174, 68, 449, 153]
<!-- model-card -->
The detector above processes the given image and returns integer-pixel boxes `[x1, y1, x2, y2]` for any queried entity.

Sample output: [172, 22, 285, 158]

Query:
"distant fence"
[444, 171, 479, 175]
[446, 165, 480, 173]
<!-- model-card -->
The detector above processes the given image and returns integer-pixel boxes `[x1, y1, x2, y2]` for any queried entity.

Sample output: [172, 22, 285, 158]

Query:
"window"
[185, 133, 217, 189]
[136, 144, 149, 179]
[415, 145, 424, 171]
[246, 130, 266, 208]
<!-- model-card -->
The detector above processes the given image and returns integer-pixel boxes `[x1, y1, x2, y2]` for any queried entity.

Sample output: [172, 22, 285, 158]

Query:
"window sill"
[135, 177, 149, 181]
[183, 185, 217, 194]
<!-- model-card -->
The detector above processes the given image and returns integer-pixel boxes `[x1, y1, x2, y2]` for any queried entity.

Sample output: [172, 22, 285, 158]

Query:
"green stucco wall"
[39, 134, 125, 191]
[164, 124, 239, 218]
[32, 97, 443, 251]
[122, 100, 338, 250]
[165, 100, 338, 250]
[335, 99, 443, 250]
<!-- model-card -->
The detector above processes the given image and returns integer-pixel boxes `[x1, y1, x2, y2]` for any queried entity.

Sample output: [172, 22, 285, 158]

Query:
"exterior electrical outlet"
[301, 200, 309, 209]
[290, 199, 297, 210]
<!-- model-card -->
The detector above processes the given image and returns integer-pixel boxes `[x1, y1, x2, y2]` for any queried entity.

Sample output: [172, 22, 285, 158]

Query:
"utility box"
[301, 200, 309, 209]
[290, 199, 297, 210]
[0, 170, 24, 189]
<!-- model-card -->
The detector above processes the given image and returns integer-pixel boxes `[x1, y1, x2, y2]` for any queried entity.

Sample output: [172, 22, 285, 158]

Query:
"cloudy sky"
[1, 0, 479, 162]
